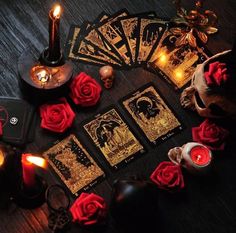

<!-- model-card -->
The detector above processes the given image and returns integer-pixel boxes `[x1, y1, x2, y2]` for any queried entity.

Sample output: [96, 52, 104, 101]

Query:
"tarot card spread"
[43, 135, 105, 196]
[121, 84, 183, 145]
[83, 108, 145, 169]
[148, 27, 210, 88]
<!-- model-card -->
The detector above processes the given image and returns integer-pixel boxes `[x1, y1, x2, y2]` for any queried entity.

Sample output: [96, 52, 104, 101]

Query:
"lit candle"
[22, 154, 36, 189]
[21, 154, 47, 189]
[190, 145, 211, 166]
[182, 142, 212, 173]
[48, 5, 61, 61]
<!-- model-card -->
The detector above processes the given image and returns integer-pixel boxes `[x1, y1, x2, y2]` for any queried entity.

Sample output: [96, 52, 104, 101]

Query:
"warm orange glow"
[174, 70, 183, 81]
[0, 150, 4, 166]
[53, 5, 61, 18]
[37, 69, 49, 83]
[159, 54, 167, 64]
[26, 155, 47, 168]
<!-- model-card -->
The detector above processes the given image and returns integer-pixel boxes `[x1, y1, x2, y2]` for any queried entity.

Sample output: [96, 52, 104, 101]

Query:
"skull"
[180, 50, 236, 119]
[168, 142, 212, 174]
[99, 65, 114, 89]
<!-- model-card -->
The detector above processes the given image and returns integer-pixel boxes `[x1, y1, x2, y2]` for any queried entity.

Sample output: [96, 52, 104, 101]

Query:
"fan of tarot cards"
[65, 9, 211, 89]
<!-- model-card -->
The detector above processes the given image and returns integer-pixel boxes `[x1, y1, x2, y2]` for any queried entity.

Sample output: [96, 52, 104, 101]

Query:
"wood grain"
[0, 1, 236, 233]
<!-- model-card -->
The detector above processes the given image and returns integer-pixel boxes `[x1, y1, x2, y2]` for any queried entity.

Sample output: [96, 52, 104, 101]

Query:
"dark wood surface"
[1, 0, 236, 233]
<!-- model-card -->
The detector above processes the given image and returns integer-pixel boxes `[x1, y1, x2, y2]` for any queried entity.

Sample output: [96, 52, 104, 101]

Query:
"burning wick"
[53, 5, 61, 19]
[36, 69, 50, 83]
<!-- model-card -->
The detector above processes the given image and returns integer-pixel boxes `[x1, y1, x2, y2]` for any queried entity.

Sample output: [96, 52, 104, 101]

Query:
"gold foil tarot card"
[136, 17, 166, 63]
[121, 84, 183, 145]
[148, 27, 210, 88]
[83, 108, 145, 169]
[43, 135, 105, 196]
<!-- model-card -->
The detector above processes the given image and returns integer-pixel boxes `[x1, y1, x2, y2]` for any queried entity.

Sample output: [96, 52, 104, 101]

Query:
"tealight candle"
[182, 142, 212, 173]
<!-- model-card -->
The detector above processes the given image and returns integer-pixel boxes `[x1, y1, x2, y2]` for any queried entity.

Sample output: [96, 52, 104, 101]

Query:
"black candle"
[48, 5, 61, 61]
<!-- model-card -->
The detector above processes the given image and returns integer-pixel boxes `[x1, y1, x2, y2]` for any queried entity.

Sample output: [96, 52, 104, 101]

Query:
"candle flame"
[26, 155, 47, 168]
[0, 150, 4, 166]
[53, 5, 61, 18]
[36, 69, 50, 83]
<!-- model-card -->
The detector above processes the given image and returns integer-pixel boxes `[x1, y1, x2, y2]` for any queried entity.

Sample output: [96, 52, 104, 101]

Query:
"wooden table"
[0, 1, 236, 233]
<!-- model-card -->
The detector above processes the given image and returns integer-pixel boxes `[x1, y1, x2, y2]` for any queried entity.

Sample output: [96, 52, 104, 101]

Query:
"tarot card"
[64, 25, 106, 65]
[43, 135, 105, 196]
[147, 27, 210, 88]
[96, 10, 132, 65]
[136, 17, 167, 64]
[83, 107, 146, 169]
[119, 12, 157, 64]
[121, 83, 183, 145]
[83, 10, 129, 65]
[69, 23, 122, 67]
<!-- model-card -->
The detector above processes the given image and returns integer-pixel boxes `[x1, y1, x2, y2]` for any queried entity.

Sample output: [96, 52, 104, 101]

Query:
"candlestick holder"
[13, 175, 47, 209]
[18, 48, 73, 104]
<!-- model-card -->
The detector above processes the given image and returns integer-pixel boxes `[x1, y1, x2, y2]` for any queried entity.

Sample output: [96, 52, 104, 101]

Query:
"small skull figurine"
[99, 65, 115, 89]
[180, 50, 236, 119]
[168, 142, 212, 174]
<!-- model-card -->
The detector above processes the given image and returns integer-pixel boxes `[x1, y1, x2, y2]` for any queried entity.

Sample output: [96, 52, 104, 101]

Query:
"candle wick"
[196, 155, 202, 161]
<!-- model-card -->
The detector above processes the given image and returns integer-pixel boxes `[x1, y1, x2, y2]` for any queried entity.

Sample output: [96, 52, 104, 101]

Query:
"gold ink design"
[97, 12, 131, 64]
[120, 17, 139, 63]
[149, 28, 209, 88]
[67, 27, 106, 65]
[137, 18, 165, 62]
[77, 40, 121, 65]
[123, 86, 181, 143]
[84, 109, 144, 168]
[43, 135, 104, 195]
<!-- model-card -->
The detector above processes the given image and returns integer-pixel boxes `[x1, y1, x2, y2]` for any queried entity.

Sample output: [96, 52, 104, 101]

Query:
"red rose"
[40, 98, 75, 133]
[204, 61, 229, 86]
[150, 161, 184, 191]
[70, 192, 107, 226]
[192, 119, 229, 151]
[70, 72, 102, 107]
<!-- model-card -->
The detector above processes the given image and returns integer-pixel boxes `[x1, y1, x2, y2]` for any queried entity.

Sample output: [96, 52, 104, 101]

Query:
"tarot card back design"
[43, 135, 105, 196]
[148, 27, 210, 88]
[136, 18, 166, 63]
[121, 84, 183, 145]
[83, 108, 145, 169]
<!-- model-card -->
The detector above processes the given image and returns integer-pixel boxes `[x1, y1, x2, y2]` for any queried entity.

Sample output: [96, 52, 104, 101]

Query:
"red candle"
[190, 146, 211, 166]
[21, 154, 36, 188]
